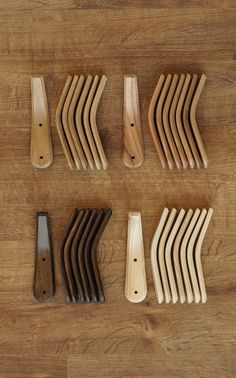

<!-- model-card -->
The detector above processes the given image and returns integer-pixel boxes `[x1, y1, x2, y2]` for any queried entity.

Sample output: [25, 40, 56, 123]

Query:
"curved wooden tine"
[62, 75, 81, 169]
[83, 75, 102, 170]
[159, 208, 177, 303]
[78, 209, 98, 302]
[150, 208, 169, 304]
[68, 75, 88, 170]
[64, 210, 85, 303]
[169, 74, 188, 169]
[122, 75, 144, 169]
[84, 210, 104, 303]
[195, 208, 213, 303]
[70, 209, 91, 303]
[163, 75, 182, 169]
[183, 74, 202, 169]
[75, 75, 95, 170]
[60, 209, 78, 303]
[156, 74, 174, 169]
[56, 76, 75, 169]
[187, 209, 207, 304]
[90, 75, 108, 170]
[176, 74, 195, 169]
[173, 209, 193, 303]
[148, 75, 167, 169]
[190, 74, 209, 168]
[165, 209, 185, 303]
[91, 209, 112, 303]
[180, 209, 200, 303]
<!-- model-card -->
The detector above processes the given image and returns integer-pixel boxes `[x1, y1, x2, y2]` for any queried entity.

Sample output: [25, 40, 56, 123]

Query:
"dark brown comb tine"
[84, 210, 104, 303]
[78, 209, 98, 302]
[70, 209, 91, 303]
[91, 208, 112, 303]
[60, 209, 78, 303]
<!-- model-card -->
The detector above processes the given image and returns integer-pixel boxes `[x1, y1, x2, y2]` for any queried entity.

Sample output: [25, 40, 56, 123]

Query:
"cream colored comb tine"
[183, 74, 202, 169]
[187, 209, 207, 303]
[156, 75, 174, 169]
[158, 208, 177, 303]
[163, 75, 182, 169]
[169, 74, 188, 169]
[176, 74, 195, 169]
[180, 209, 200, 303]
[190, 74, 209, 168]
[83, 75, 102, 170]
[165, 209, 185, 303]
[75, 75, 95, 170]
[148, 75, 167, 169]
[68, 75, 88, 170]
[195, 208, 213, 303]
[150, 208, 169, 304]
[173, 209, 193, 303]
[56, 76, 75, 169]
[90, 75, 108, 170]
[62, 75, 81, 169]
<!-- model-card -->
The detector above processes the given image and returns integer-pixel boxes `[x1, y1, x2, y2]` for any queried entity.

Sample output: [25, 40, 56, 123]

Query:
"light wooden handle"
[122, 75, 144, 168]
[125, 212, 147, 303]
[31, 76, 53, 168]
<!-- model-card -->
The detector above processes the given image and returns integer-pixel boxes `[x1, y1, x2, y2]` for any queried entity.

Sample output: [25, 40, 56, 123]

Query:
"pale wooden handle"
[122, 75, 144, 168]
[125, 212, 147, 303]
[31, 76, 53, 168]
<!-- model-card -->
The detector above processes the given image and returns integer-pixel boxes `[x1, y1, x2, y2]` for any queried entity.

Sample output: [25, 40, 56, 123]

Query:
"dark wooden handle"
[34, 212, 55, 302]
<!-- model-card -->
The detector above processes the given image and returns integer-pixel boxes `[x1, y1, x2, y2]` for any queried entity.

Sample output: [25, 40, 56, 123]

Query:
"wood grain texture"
[0, 2, 236, 377]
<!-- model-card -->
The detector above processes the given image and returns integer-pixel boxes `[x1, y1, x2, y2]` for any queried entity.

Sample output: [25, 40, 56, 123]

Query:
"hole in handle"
[131, 156, 135, 160]
[40, 156, 43, 159]
[130, 123, 134, 127]
[133, 258, 137, 262]
[39, 123, 43, 127]
[134, 291, 138, 294]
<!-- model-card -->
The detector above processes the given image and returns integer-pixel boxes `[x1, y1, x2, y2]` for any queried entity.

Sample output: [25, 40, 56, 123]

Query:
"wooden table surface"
[0, 1, 235, 377]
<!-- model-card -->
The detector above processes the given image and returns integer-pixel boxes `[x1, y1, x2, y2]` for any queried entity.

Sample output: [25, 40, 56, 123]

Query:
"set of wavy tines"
[148, 74, 209, 169]
[56, 75, 108, 170]
[60, 208, 112, 304]
[151, 207, 213, 304]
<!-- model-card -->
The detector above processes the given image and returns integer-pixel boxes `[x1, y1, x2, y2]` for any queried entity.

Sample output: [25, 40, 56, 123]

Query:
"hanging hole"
[42, 258, 46, 261]
[130, 123, 134, 127]
[134, 291, 138, 294]
[131, 156, 135, 160]
[40, 156, 43, 159]
[133, 258, 137, 262]
[39, 123, 42, 127]
[43, 290, 46, 294]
